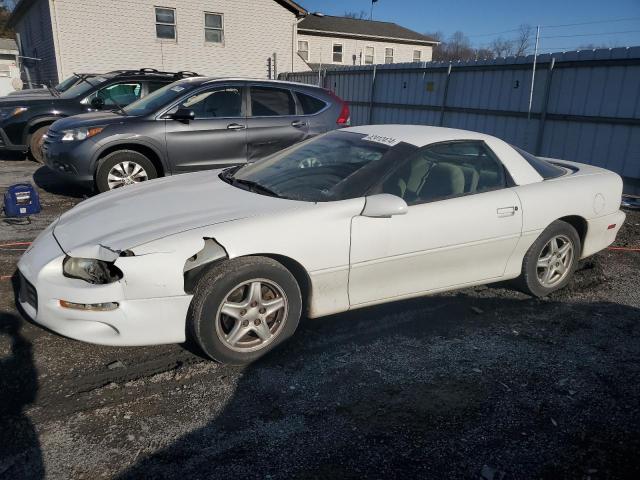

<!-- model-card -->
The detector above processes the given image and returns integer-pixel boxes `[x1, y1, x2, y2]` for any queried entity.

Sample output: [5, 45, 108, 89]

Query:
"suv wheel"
[29, 125, 50, 163]
[95, 150, 157, 193]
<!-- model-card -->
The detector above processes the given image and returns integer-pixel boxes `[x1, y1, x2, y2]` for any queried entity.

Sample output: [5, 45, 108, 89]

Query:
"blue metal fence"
[282, 47, 640, 194]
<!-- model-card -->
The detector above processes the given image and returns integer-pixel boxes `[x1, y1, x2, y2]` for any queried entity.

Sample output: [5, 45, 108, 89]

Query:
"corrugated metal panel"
[281, 48, 640, 192]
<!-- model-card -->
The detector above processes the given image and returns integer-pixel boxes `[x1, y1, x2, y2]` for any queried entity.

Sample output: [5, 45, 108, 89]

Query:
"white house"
[296, 14, 438, 67]
[9, 0, 311, 84]
[0, 37, 20, 94]
[8, 0, 439, 86]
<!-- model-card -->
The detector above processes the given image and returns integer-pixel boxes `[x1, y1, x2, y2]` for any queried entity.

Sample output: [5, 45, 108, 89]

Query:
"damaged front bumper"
[16, 226, 193, 346]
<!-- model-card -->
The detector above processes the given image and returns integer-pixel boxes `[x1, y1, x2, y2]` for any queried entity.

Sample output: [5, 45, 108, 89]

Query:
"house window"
[298, 40, 309, 61]
[364, 46, 374, 65]
[333, 43, 343, 63]
[204, 13, 223, 43]
[385, 48, 394, 64]
[413, 50, 421, 62]
[155, 7, 176, 40]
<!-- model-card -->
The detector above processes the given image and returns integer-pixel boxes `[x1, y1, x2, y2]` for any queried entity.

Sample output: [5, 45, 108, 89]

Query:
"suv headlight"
[61, 126, 104, 142]
[62, 257, 123, 284]
[0, 106, 27, 120]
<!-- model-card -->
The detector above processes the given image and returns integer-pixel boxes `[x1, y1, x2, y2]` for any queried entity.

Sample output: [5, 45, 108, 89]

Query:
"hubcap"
[536, 234, 574, 288]
[107, 161, 149, 189]
[215, 279, 288, 353]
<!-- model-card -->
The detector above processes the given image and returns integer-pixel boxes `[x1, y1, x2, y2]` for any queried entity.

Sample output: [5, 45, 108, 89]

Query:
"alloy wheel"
[215, 278, 288, 353]
[107, 161, 149, 189]
[536, 234, 574, 288]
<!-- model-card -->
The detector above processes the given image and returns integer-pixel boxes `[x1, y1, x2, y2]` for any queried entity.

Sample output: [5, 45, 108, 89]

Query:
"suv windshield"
[55, 74, 81, 92]
[60, 76, 108, 99]
[224, 131, 407, 202]
[123, 81, 194, 116]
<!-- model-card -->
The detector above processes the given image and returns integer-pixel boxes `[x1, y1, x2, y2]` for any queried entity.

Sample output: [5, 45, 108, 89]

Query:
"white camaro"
[17, 125, 625, 364]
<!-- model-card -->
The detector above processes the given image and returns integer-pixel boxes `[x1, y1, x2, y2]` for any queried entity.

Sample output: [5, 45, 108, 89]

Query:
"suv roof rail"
[110, 68, 202, 79]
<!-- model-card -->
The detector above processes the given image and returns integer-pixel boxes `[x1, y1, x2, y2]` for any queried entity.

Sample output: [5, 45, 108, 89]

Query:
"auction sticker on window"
[361, 134, 401, 146]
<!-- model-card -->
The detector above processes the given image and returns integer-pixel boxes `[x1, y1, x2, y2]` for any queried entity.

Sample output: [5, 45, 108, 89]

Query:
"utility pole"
[527, 25, 540, 120]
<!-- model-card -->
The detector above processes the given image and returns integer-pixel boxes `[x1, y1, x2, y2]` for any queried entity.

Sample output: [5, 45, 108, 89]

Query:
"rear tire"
[188, 256, 302, 365]
[29, 125, 49, 163]
[95, 150, 157, 193]
[517, 220, 581, 297]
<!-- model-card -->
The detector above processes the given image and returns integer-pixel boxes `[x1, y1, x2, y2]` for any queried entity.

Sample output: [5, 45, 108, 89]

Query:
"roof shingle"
[298, 15, 438, 45]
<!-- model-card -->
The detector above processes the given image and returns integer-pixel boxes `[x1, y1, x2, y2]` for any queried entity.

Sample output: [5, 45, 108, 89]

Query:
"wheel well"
[259, 254, 312, 317]
[558, 215, 587, 252]
[97, 144, 165, 177]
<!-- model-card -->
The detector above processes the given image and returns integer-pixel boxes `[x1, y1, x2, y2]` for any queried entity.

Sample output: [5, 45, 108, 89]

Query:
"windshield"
[123, 81, 194, 116]
[224, 131, 406, 202]
[55, 74, 81, 92]
[60, 76, 107, 99]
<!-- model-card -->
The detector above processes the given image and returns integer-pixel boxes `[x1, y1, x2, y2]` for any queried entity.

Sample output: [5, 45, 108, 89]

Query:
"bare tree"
[343, 10, 369, 20]
[474, 48, 496, 61]
[490, 37, 515, 58]
[514, 24, 533, 56]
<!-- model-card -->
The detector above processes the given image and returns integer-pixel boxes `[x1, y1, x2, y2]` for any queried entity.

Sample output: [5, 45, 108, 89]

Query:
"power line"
[466, 16, 640, 40]
[541, 29, 640, 39]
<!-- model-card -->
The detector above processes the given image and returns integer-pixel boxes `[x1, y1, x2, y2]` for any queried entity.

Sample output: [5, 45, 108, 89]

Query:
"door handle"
[291, 120, 306, 128]
[227, 123, 246, 130]
[497, 206, 518, 217]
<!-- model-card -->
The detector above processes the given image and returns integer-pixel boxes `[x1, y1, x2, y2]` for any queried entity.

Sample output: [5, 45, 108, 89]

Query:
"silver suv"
[43, 78, 351, 192]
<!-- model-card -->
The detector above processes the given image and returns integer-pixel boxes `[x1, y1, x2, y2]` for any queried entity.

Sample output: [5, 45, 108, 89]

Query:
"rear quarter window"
[512, 145, 566, 180]
[296, 91, 327, 115]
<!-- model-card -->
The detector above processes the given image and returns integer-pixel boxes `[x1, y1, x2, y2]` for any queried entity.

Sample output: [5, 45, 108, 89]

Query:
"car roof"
[195, 77, 326, 90]
[343, 124, 499, 147]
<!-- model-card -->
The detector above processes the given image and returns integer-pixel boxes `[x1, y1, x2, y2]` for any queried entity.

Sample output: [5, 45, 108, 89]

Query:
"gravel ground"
[1, 156, 639, 479]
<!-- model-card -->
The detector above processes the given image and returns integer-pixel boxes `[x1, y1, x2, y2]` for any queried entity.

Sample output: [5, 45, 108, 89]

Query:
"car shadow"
[0, 151, 28, 161]
[0, 278, 44, 478]
[117, 295, 640, 479]
[32, 166, 93, 199]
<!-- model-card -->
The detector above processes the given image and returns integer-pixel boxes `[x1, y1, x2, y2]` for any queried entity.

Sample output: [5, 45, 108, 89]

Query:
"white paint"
[17, 125, 625, 347]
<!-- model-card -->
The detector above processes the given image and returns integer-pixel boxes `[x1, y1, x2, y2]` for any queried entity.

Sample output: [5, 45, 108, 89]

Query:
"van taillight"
[336, 102, 351, 126]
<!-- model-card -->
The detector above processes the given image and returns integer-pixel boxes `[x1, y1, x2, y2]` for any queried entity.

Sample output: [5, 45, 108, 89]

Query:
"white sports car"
[17, 125, 625, 364]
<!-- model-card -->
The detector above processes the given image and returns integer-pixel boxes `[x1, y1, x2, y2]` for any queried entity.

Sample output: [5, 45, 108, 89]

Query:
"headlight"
[62, 257, 123, 284]
[0, 106, 27, 119]
[61, 126, 104, 142]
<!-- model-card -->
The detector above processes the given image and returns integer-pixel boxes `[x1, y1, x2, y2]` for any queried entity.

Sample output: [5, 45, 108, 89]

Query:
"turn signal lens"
[59, 300, 119, 311]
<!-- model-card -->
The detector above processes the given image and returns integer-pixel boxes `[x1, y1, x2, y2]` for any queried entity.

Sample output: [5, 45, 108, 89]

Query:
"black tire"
[29, 125, 49, 163]
[189, 256, 302, 365]
[517, 220, 581, 297]
[95, 150, 157, 193]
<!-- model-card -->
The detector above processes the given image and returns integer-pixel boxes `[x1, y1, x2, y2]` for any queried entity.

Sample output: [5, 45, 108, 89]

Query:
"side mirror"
[90, 97, 105, 110]
[171, 108, 195, 121]
[361, 194, 408, 218]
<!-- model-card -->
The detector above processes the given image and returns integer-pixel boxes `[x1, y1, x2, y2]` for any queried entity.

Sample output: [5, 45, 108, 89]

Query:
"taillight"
[336, 101, 351, 126]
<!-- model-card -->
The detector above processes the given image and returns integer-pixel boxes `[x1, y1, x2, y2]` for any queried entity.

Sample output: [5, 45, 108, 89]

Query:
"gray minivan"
[42, 78, 350, 192]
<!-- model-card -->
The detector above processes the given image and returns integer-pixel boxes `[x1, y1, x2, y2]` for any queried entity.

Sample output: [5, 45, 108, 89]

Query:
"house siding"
[13, 0, 58, 84]
[297, 32, 433, 66]
[47, 0, 309, 80]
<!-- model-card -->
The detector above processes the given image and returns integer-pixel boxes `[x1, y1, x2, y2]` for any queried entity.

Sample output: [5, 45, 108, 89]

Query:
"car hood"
[50, 111, 131, 130]
[0, 95, 72, 107]
[53, 171, 306, 259]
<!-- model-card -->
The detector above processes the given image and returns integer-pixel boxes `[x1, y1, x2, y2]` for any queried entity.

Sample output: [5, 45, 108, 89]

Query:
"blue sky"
[298, 0, 640, 54]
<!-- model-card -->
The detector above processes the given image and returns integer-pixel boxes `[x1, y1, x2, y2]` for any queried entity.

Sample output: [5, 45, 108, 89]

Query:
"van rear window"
[512, 146, 566, 179]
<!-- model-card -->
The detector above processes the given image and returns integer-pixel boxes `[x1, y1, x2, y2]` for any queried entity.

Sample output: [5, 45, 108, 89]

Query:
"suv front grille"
[18, 270, 38, 311]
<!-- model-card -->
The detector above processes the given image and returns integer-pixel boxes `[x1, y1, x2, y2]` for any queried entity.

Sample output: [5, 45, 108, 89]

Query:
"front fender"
[90, 135, 168, 174]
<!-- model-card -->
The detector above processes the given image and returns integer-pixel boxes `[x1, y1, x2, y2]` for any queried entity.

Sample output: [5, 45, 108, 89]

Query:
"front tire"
[189, 256, 302, 365]
[95, 150, 157, 193]
[518, 220, 581, 297]
[29, 125, 49, 163]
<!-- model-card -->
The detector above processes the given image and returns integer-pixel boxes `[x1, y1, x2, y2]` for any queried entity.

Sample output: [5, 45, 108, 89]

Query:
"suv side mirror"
[90, 97, 105, 110]
[171, 108, 195, 121]
[361, 194, 408, 218]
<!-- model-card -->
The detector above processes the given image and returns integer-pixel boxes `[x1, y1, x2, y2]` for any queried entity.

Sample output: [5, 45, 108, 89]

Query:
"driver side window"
[83, 82, 142, 107]
[170, 87, 242, 119]
[380, 141, 507, 204]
